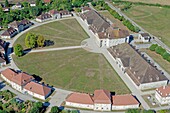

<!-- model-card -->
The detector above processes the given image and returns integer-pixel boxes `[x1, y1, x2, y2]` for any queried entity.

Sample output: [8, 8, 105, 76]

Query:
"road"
[106, 1, 170, 52]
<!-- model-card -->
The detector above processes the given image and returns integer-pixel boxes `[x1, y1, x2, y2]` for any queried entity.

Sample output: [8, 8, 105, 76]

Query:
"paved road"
[106, 2, 170, 52]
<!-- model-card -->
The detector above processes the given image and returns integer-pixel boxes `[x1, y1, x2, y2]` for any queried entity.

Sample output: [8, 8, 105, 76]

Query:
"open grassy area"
[13, 49, 130, 94]
[14, 19, 88, 49]
[124, 5, 170, 47]
[120, 0, 170, 6]
[141, 49, 170, 75]
[99, 11, 132, 33]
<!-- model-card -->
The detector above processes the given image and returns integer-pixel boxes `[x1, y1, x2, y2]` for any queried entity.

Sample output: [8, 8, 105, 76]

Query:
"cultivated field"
[141, 49, 170, 75]
[13, 49, 130, 94]
[124, 5, 170, 47]
[121, 0, 170, 6]
[99, 11, 132, 33]
[14, 19, 88, 49]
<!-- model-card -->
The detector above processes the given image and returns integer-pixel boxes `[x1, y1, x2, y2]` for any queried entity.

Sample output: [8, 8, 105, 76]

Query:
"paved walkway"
[24, 46, 84, 54]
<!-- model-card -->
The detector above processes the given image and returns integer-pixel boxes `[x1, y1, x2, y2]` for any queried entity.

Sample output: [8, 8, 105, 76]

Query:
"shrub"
[149, 44, 158, 51]
[155, 46, 166, 56]
[163, 52, 170, 60]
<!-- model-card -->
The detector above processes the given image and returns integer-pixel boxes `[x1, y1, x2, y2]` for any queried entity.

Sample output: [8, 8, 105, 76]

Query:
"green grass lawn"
[14, 19, 88, 49]
[124, 5, 170, 47]
[141, 49, 170, 75]
[13, 49, 130, 94]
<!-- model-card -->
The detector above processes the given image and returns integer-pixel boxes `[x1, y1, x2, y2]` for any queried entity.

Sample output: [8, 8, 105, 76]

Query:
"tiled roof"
[112, 95, 139, 106]
[11, 73, 34, 86]
[49, 9, 59, 15]
[24, 81, 51, 96]
[66, 92, 94, 105]
[94, 89, 111, 104]
[1, 27, 17, 36]
[108, 43, 168, 86]
[44, 0, 51, 3]
[37, 13, 52, 20]
[156, 85, 170, 97]
[1, 68, 17, 81]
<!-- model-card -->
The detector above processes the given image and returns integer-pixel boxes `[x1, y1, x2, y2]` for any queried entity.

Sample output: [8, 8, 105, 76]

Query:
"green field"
[14, 19, 88, 49]
[142, 49, 170, 75]
[124, 5, 170, 47]
[13, 49, 130, 94]
[99, 11, 132, 33]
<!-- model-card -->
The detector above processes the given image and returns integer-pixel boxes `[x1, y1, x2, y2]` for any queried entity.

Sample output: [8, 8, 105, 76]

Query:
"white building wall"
[139, 81, 168, 90]
[112, 104, 139, 110]
[109, 38, 126, 47]
[11, 82, 22, 92]
[23, 89, 46, 100]
[61, 14, 72, 18]
[94, 103, 111, 111]
[66, 102, 94, 109]
[155, 91, 170, 105]
[138, 34, 150, 42]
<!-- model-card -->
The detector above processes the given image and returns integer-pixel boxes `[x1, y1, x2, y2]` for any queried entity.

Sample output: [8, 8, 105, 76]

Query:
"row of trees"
[91, 0, 140, 32]
[149, 44, 170, 62]
[112, 0, 170, 9]
[0, 0, 91, 27]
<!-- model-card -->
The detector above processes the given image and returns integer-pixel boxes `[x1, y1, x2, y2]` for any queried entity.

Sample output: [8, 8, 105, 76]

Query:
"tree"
[14, 44, 23, 57]
[163, 52, 170, 60]
[5, 0, 9, 7]
[37, 35, 45, 47]
[36, 0, 40, 6]
[155, 46, 166, 56]
[50, 106, 59, 113]
[25, 33, 37, 48]
[125, 109, 140, 113]
[149, 44, 158, 51]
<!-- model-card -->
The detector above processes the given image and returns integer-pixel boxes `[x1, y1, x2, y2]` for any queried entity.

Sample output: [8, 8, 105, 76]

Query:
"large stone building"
[80, 8, 130, 48]
[108, 43, 168, 90]
[65, 89, 139, 111]
[1, 68, 51, 100]
[155, 85, 170, 105]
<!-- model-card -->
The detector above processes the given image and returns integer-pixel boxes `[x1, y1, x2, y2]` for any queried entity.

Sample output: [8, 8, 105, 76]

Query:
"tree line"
[149, 44, 170, 62]
[91, 0, 140, 32]
[0, 0, 92, 28]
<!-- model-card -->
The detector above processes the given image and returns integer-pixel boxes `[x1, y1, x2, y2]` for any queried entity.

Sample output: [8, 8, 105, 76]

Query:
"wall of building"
[94, 103, 111, 111]
[23, 89, 46, 100]
[155, 91, 170, 105]
[112, 104, 139, 110]
[65, 102, 94, 109]
[139, 81, 168, 90]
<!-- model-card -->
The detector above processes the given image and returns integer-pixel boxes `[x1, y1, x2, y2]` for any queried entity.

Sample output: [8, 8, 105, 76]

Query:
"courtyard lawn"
[14, 19, 88, 49]
[13, 49, 130, 94]
[99, 11, 132, 33]
[124, 5, 170, 47]
[141, 49, 170, 75]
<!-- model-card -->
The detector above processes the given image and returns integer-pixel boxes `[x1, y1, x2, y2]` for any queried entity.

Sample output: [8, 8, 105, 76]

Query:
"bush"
[149, 44, 158, 51]
[155, 46, 166, 56]
[163, 52, 170, 60]
[14, 44, 24, 57]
